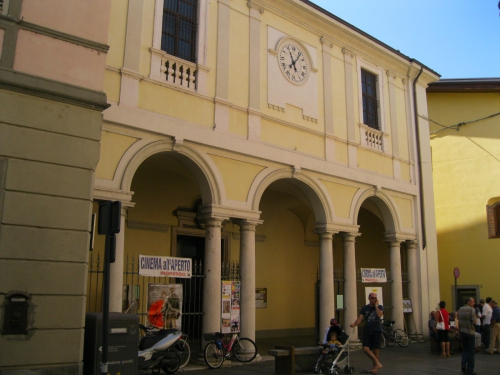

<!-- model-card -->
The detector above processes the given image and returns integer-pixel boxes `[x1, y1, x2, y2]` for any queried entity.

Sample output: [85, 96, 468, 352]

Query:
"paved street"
[179, 340, 500, 375]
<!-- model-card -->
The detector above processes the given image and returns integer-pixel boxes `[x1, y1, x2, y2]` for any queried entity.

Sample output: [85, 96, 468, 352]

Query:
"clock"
[277, 40, 310, 85]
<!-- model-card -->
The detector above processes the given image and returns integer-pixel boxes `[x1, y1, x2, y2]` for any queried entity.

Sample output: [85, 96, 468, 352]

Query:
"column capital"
[197, 205, 230, 225]
[405, 239, 418, 249]
[234, 219, 263, 231]
[339, 232, 361, 242]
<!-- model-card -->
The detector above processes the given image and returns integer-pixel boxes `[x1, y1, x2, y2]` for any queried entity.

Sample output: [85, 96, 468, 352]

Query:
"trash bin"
[83, 312, 139, 375]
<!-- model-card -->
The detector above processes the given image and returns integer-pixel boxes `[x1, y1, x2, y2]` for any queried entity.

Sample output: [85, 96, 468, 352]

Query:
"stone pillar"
[109, 205, 128, 312]
[238, 221, 258, 342]
[202, 218, 224, 336]
[341, 232, 360, 338]
[317, 231, 336, 340]
[406, 240, 421, 334]
[387, 238, 404, 330]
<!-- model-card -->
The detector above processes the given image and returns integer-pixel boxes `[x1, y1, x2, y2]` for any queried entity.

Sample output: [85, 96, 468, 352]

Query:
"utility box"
[83, 313, 139, 375]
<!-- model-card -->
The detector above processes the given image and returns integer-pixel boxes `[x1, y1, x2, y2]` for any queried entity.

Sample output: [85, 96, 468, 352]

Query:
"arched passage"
[345, 190, 408, 331]
[249, 170, 335, 340]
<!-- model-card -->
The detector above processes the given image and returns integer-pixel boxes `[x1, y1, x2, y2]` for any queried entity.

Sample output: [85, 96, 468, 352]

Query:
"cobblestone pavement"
[178, 340, 500, 375]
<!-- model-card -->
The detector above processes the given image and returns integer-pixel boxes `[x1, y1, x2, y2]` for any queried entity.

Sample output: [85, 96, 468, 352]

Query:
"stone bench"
[268, 346, 322, 374]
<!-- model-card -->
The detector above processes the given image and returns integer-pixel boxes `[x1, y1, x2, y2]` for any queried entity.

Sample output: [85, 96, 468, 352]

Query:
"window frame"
[361, 69, 380, 129]
[151, 0, 209, 93]
[160, 0, 198, 63]
[356, 58, 387, 152]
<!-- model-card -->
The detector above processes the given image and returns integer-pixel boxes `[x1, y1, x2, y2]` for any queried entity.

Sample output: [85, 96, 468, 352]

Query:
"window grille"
[161, 0, 198, 63]
[361, 69, 379, 130]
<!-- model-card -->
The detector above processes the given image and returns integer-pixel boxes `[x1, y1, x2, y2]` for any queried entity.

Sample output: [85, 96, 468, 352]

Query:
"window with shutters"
[486, 202, 500, 239]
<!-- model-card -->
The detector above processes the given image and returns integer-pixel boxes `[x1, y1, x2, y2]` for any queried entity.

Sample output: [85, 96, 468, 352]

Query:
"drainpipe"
[411, 62, 426, 250]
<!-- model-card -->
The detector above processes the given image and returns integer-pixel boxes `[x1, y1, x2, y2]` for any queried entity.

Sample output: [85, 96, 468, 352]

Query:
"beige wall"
[0, 0, 111, 372]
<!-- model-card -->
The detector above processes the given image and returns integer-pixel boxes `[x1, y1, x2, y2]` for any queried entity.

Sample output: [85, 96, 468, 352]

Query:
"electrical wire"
[422, 111, 500, 134]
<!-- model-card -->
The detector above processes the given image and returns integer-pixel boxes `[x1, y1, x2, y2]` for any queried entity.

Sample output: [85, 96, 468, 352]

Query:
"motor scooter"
[138, 324, 181, 374]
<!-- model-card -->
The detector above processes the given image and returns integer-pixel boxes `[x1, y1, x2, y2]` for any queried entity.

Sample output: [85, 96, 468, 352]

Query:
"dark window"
[161, 0, 198, 62]
[486, 202, 500, 238]
[361, 69, 379, 129]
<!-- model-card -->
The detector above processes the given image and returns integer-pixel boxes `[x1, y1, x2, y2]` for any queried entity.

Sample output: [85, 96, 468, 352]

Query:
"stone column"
[341, 232, 360, 338]
[202, 218, 224, 337]
[387, 238, 404, 330]
[406, 240, 421, 334]
[109, 205, 128, 312]
[238, 221, 258, 342]
[317, 231, 336, 340]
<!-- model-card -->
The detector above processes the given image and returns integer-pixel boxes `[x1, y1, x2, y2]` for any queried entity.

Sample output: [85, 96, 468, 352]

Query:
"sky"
[310, 0, 500, 79]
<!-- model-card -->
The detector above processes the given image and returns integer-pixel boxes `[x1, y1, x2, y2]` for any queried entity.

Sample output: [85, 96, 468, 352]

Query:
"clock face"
[278, 42, 310, 84]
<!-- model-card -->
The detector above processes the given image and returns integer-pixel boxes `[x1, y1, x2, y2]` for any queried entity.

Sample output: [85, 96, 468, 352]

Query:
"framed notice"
[403, 298, 413, 313]
[256, 288, 267, 308]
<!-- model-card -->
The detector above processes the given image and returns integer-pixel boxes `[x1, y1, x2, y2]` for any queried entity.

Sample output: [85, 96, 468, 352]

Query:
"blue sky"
[310, 0, 500, 79]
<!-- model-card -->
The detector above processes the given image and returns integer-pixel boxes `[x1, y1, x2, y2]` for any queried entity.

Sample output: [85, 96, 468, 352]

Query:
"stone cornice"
[198, 204, 261, 222]
[0, 16, 109, 53]
[93, 186, 135, 204]
[0, 68, 110, 111]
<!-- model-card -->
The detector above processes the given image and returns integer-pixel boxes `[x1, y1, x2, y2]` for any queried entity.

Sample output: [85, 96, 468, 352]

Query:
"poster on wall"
[147, 284, 183, 329]
[221, 281, 240, 333]
[364, 286, 384, 307]
[256, 288, 267, 308]
[361, 268, 387, 283]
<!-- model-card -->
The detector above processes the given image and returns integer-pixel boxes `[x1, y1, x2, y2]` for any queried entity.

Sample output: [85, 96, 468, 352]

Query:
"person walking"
[458, 297, 478, 374]
[482, 297, 493, 351]
[487, 300, 500, 354]
[437, 301, 451, 357]
[350, 293, 383, 374]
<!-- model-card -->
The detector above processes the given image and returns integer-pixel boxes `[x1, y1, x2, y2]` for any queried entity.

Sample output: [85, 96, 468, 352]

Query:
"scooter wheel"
[329, 368, 338, 375]
[161, 352, 180, 374]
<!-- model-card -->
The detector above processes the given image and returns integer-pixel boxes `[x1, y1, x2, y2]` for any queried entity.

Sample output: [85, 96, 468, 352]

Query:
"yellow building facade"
[94, 0, 440, 346]
[428, 78, 500, 310]
[0, 0, 442, 372]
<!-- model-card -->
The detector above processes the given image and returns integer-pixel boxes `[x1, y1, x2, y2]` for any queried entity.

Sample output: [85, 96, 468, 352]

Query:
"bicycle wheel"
[380, 332, 386, 349]
[385, 331, 395, 347]
[395, 329, 409, 347]
[204, 342, 224, 369]
[232, 337, 257, 362]
[176, 338, 191, 368]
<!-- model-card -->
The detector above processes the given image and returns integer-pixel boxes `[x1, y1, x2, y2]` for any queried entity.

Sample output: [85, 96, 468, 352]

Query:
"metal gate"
[86, 253, 240, 351]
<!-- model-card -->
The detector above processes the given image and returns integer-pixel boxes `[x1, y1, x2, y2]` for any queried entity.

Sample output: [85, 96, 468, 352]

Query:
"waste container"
[83, 312, 139, 375]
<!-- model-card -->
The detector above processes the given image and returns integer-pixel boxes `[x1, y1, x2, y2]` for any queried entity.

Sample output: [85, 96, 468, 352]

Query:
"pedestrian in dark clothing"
[350, 293, 383, 374]
[458, 297, 478, 374]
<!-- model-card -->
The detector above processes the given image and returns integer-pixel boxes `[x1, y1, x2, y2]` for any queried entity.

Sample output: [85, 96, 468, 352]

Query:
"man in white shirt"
[481, 297, 493, 350]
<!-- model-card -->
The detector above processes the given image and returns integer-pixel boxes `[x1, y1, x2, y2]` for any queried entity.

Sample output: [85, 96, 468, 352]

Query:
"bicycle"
[175, 333, 191, 368]
[203, 331, 258, 369]
[379, 320, 409, 348]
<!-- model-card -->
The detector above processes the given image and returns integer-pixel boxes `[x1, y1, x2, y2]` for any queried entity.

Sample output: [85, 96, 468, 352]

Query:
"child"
[322, 331, 342, 354]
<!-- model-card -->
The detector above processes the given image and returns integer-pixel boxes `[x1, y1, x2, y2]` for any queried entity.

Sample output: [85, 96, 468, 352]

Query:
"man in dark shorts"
[350, 293, 383, 374]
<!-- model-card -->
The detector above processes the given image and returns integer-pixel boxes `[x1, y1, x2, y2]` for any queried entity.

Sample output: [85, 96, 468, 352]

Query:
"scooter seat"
[139, 336, 164, 350]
